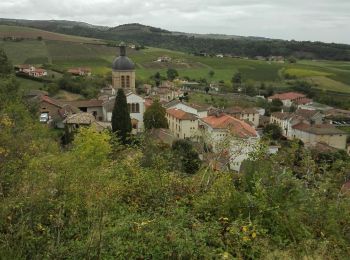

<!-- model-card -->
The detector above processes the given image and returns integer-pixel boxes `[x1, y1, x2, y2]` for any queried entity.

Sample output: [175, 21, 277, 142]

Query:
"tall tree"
[231, 72, 242, 92]
[144, 100, 168, 129]
[111, 88, 132, 144]
[0, 49, 12, 77]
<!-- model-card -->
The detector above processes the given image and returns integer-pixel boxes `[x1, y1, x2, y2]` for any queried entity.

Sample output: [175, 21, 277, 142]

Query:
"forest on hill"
[1, 47, 350, 258]
[1, 18, 350, 61]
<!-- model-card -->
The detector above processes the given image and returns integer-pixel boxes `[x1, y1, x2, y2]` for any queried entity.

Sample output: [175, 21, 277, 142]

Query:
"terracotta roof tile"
[269, 92, 306, 101]
[292, 123, 346, 135]
[201, 114, 258, 138]
[63, 99, 103, 108]
[166, 108, 197, 120]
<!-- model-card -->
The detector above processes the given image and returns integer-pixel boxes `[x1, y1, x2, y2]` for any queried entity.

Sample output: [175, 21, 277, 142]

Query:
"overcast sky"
[1, 0, 349, 44]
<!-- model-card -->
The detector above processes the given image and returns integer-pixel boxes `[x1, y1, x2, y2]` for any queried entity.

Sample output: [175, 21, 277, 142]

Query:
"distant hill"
[0, 24, 103, 44]
[1, 18, 350, 61]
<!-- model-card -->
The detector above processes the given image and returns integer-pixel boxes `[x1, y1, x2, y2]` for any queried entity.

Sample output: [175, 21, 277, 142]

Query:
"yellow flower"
[242, 226, 248, 232]
[222, 252, 230, 259]
[251, 232, 257, 238]
[243, 236, 250, 242]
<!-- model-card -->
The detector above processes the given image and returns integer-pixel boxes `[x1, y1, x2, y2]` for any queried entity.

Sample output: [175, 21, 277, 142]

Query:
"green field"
[0, 25, 103, 43]
[1, 34, 350, 93]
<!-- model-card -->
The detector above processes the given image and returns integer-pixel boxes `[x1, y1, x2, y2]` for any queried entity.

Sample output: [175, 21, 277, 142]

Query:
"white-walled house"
[268, 92, 310, 107]
[166, 102, 209, 118]
[166, 108, 198, 139]
[199, 114, 259, 172]
[102, 92, 145, 133]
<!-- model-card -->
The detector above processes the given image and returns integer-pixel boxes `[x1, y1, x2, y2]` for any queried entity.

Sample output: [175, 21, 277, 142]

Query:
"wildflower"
[251, 232, 257, 238]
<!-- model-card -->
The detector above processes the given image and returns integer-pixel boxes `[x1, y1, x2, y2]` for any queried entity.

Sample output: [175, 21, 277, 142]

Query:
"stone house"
[199, 113, 259, 172]
[166, 108, 198, 139]
[223, 106, 260, 127]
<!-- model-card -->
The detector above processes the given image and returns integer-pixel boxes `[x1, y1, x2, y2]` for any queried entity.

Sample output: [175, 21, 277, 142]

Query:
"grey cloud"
[0, 0, 349, 43]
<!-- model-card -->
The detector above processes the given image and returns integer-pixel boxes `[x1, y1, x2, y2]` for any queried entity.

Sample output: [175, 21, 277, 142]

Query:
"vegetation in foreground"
[1, 51, 350, 259]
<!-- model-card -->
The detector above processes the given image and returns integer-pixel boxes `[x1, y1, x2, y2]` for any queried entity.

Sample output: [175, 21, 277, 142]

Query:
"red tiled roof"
[293, 97, 312, 105]
[63, 99, 103, 108]
[202, 114, 258, 138]
[166, 108, 197, 120]
[40, 95, 63, 108]
[292, 123, 346, 135]
[224, 106, 258, 115]
[271, 112, 292, 120]
[269, 92, 306, 101]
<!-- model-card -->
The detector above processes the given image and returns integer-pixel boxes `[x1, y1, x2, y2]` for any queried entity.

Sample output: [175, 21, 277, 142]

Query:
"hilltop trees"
[144, 100, 168, 130]
[111, 88, 132, 144]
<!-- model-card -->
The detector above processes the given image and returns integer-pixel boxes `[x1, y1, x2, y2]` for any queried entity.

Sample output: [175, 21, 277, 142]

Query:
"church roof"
[112, 44, 135, 71]
[112, 56, 135, 71]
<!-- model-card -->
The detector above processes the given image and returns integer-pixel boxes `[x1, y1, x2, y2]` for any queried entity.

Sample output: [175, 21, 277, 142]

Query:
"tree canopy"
[143, 99, 168, 130]
[111, 88, 132, 144]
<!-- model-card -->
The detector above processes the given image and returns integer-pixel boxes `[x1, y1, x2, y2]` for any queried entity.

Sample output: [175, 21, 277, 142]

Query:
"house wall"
[86, 107, 104, 121]
[40, 101, 60, 119]
[167, 115, 198, 139]
[240, 113, 260, 127]
[293, 129, 347, 150]
[230, 137, 259, 172]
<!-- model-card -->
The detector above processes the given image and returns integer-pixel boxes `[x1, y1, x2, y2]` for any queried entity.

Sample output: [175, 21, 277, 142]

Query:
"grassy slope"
[1, 28, 350, 93]
[0, 25, 103, 43]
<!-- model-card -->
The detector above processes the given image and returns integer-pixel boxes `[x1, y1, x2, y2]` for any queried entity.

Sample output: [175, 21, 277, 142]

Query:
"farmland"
[1, 25, 350, 93]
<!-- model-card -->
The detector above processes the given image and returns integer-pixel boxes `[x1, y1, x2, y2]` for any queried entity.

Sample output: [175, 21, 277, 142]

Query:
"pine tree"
[111, 88, 132, 144]
[0, 49, 12, 77]
[144, 100, 168, 130]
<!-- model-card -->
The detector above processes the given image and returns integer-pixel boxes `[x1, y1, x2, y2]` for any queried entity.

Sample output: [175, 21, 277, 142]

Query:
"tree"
[0, 49, 12, 77]
[111, 88, 132, 144]
[166, 68, 178, 81]
[154, 72, 161, 87]
[231, 72, 242, 92]
[144, 100, 168, 129]
[270, 98, 283, 112]
[172, 139, 201, 174]
[263, 123, 283, 140]
[208, 70, 215, 78]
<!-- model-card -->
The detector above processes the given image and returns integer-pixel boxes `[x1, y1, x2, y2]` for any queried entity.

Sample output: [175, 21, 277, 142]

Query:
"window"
[121, 76, 125, 88]
[126, 76, 130, 88]
[129, 103, 140, 113]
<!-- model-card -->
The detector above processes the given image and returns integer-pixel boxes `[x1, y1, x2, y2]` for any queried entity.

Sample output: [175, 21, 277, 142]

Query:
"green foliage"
[144, 100, 168, 130]
[172, 139, 201, 174]
[166, 68, 178, 81]
[111, 88, 132, 144]
[0, 48, 12, 76]
[1, 60, 350, 258]
[263, 123, 283, 140]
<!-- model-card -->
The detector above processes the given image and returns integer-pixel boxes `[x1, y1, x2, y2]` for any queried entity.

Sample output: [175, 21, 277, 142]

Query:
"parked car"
[39, 113, 49, 123]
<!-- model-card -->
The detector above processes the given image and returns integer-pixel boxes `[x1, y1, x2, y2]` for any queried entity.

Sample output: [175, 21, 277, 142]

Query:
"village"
[19, 43, 350, 172]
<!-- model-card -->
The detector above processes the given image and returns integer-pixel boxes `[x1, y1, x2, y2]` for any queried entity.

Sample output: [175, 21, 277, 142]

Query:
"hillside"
[0, 25, 104, 44]
[1, 26, 350, 95]
[1, 18, 350, 61]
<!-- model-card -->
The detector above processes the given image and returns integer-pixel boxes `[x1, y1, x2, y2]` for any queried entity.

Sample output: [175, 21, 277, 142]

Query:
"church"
[101, 43, 145, 133]
[112, 43, 136, 92]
